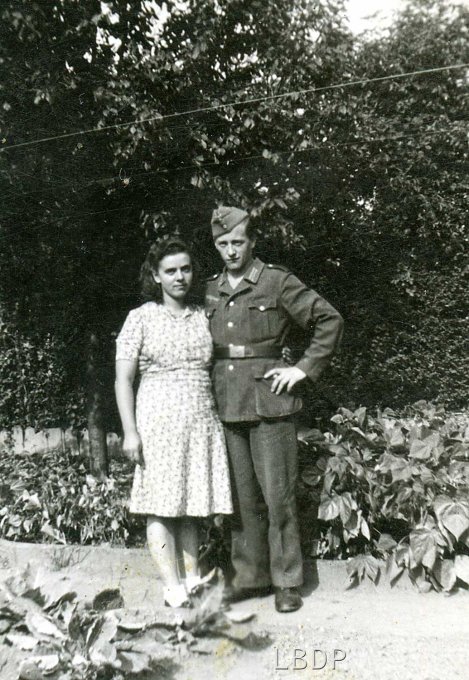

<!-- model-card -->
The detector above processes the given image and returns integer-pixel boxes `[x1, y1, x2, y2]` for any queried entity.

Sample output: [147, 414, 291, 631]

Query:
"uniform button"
[259, 305, 266, 311]
[229, 301, 235, 307]
[228, 364, 234, 371]
[227, 321, 234, 328]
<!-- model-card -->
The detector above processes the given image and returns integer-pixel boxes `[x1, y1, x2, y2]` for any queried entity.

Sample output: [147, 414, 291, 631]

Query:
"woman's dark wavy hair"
[139, 237, 201, 304]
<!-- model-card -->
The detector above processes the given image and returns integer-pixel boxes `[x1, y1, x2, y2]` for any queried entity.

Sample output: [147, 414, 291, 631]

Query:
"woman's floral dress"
[116, 302, 233, 517]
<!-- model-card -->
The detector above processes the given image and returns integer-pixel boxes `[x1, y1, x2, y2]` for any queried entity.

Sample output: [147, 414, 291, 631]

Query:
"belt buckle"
[229, 344, 246, 358]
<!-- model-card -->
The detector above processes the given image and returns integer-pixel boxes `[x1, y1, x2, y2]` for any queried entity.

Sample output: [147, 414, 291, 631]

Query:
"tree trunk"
[86, 331, 108, 479]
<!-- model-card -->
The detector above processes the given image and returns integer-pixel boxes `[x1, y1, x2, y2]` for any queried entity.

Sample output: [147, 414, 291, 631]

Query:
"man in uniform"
[206, 206, 344, 613]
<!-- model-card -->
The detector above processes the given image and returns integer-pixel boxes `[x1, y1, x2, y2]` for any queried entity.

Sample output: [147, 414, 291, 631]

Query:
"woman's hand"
[138, 354, 152, 374]
[281, 346, 295, 365]
[263, 366, 306, 395]
[123, 431, 144, 466]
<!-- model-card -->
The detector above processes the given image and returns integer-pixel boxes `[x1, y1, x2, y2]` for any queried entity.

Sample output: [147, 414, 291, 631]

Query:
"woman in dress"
[115, 238, 233, 608]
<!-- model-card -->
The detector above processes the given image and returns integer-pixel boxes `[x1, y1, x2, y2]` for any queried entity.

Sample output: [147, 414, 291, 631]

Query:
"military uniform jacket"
[205, 258, 344, 423]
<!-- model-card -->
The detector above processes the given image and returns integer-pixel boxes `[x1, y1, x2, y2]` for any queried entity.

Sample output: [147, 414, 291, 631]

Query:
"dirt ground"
[181, 589, 469, 680]
[1, 541, 468, 680]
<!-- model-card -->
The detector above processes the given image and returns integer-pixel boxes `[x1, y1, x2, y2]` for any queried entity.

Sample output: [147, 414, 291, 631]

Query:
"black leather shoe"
[274, 587, 303, 613]
[222, 584, 272, 606]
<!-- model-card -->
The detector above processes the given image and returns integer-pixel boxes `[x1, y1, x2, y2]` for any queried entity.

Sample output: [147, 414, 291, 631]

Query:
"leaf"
[338, 492, 356, 524]
[346, 554, 380, 584]
[18, 655, 61, 680]
[323, 471, 335, 495]
[190, 174, 203, 188]
[116, 617, 146, 632]
[376, 533, 398, 554]
[40, 523, 66, 545]
[190, 638, 218, 654]
[183, 579, 225, 634]
[274, 198, 287, 209]
[5, 632, 38, 650]
[454, 555, 469, 585]
[394, 544, 411, 568]
[92, 588, 124, 611]
[409, 528, 438, 569]
[301, 469, 322, 487]
[25, 612, 65, 640]
[433, 496, 469, 540]
[409, 565, 433, 593]
[119, 650, 151, 673]
[117, 635, 170, 660]
[232, 631, 272, 650]
[350, 426, 368, 440]
[433, 559, 456, 592]
[33, 567, 76, 609]
[385, 554, 404, 586]
[343, 510, 360, 533]
[318, 495, 340, 521]
[441, 511, 469, 542]
[0, 617, 12, 634]
[327, 456, 348, 478]
[378, 453, 412, 482]
[387, 426, 406, 448]
[409, 433, 440, 461]
[72, 653, 87, 667]
[297, 428, 325, 444]
[360, 518, 371, 541]
[23, 493, 41, 510]
[224, 610, 256, 623]
[354, 406, 367, 428]
[87, 613, 118, 665]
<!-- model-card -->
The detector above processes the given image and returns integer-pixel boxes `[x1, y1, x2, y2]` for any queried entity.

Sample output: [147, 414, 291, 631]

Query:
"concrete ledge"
[0, 539, 425, 595]
[0, 428, 122, 457]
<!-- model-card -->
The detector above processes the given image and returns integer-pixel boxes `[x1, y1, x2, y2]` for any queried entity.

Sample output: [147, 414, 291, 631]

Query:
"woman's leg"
[147, 515, 187, 606]
[177, 517, 201, 589]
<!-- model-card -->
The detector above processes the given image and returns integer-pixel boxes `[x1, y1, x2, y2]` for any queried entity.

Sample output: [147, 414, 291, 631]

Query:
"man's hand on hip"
[263, 367, 306, 395]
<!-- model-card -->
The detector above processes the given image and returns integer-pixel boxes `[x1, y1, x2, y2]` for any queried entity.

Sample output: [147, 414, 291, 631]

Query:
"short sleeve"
[116, 309, 143, 361]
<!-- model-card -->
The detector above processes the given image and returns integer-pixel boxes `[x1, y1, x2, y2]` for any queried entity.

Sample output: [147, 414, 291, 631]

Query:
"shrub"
[0, 449, 135, 545]
[298, 401, 469, 592]
[0, 319, 86, 430]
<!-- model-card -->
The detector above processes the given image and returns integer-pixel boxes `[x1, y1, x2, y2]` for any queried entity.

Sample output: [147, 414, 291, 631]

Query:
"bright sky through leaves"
[347, 0, 405, 33]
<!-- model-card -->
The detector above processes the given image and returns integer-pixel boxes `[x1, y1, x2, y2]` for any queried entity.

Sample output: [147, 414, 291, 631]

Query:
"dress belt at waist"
[214, 344, 282, 359]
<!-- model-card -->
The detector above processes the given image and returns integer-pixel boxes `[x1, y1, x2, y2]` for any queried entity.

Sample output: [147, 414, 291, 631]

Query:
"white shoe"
[184, 576, 202, 593]
[163, 584, 190, 608]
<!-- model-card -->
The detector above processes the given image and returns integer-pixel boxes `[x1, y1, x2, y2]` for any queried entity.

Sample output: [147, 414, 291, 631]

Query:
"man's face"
[214, 220, 256, 275]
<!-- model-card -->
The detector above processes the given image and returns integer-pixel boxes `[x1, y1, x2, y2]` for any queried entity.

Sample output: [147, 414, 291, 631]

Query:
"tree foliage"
[0, 0, 467, 441]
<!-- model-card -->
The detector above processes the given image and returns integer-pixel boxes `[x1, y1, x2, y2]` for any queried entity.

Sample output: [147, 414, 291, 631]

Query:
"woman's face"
[154, 251, 193, 302]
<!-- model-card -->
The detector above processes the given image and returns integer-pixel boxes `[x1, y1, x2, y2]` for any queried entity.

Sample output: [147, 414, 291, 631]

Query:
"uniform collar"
[218, 258, 264, 289]
[244, 258, 264, 283]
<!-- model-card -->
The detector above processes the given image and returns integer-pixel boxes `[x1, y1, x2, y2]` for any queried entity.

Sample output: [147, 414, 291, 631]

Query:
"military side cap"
[211, 206, 249, 240]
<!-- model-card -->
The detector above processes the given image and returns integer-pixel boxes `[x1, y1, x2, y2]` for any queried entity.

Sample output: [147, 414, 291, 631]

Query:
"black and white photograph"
[0, 0, 468, 678]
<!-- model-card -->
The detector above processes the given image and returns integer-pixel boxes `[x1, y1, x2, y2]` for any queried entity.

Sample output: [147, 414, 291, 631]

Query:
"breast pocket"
[248, 297, 279, 342]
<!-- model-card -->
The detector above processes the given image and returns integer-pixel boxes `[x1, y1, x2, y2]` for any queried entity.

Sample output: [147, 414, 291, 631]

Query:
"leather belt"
[214, 344, 282, 359]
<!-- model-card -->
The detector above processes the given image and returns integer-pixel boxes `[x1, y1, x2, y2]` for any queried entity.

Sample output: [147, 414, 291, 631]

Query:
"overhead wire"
[1, 121, 466, 217]
[1, 62, 468, 152]
[0, 121, 465, 232]
[1, 121, 465, 215]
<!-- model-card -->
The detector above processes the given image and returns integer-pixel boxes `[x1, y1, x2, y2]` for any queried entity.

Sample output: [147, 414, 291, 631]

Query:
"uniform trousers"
[224, 418, 303, 589]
